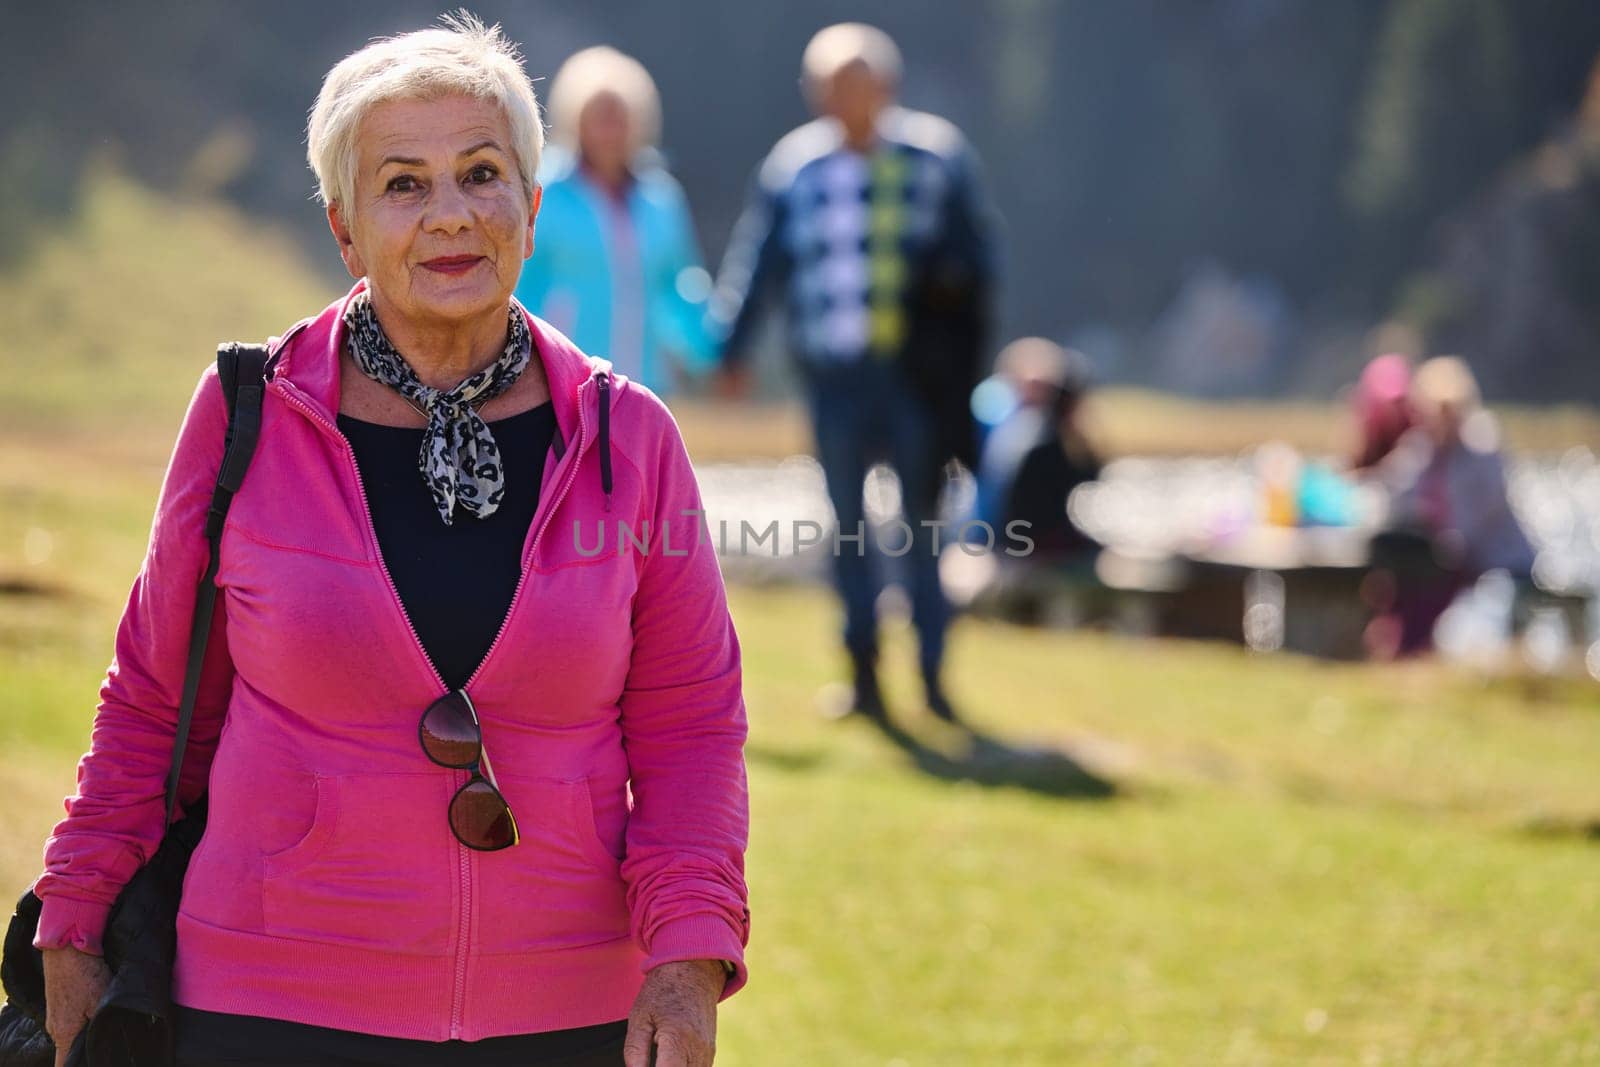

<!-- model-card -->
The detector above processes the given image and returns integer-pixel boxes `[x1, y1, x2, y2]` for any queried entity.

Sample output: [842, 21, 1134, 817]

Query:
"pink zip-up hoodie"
[33, 282, 750, 1041]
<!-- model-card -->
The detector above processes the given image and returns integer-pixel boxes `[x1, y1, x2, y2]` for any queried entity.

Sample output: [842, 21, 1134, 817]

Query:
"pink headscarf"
[1352, 354, 1412, 470]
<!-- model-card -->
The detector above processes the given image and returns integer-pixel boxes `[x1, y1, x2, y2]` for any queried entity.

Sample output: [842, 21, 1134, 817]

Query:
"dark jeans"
[804, 357, 950, 676]
[173, 1006, 628, 1067]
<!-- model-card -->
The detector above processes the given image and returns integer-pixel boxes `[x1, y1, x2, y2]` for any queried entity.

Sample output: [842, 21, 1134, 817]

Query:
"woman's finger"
[652, 1029, 690, 1067]
[622, 1016, 656, 1067]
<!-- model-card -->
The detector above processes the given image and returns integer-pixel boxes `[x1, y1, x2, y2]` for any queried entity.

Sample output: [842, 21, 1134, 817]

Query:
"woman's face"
[577, 91, 634, 176]
[329, 94, 540, 328]
[1421, 400, 1464, 447]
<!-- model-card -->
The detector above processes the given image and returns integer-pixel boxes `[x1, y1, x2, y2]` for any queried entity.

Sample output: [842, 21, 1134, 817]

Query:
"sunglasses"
[418, 690, 520, 851]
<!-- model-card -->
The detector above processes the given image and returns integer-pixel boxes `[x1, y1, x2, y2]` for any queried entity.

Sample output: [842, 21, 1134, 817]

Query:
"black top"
[1006, 435, 1103, 559]
[338, 402, 557, 690]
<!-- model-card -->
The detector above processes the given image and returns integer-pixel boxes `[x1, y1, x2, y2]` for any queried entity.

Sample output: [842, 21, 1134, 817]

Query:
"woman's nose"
[422, 180, 473, 235]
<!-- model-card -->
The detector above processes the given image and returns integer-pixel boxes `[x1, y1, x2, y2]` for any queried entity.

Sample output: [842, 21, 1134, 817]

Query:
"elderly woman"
[513, 46, 716, 398]
[1367, 355, 1536, 655]
[34, 16, 748, 1067]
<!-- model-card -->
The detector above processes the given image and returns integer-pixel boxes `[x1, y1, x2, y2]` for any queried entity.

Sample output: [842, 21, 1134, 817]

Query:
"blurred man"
[710, 23, 999, 720]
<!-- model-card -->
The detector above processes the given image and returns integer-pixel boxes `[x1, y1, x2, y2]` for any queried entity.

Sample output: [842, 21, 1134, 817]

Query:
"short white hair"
[548, 46, 662, 157]
[1412, 355, 1482, 416]
[801, 23, 902, 91]
[306, 11, 544, 212]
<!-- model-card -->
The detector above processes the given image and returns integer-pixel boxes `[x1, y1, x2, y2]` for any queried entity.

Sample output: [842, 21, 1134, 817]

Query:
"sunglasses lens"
[450, 778, 518, 851]
[420, 691, 481, 768]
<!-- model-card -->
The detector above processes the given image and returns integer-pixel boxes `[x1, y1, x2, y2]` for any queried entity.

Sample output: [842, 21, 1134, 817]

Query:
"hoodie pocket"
[260, 772, 456, 955]
[473, 774, 631, 954]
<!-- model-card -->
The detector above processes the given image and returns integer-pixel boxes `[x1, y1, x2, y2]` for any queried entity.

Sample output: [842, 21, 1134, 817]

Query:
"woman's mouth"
[421, 255, 486, 275]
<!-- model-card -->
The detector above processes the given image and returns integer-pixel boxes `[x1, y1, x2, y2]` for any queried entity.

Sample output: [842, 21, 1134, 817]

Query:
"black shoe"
[851, 649, 887, 720]
[924, 674, 959, 723]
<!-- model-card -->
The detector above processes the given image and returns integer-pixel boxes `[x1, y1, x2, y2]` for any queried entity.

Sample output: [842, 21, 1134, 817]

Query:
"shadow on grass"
[1521, 814, 1600, 843]
[743, 743, 830, 773]
[0, 577, 76, 599]
[865, 712, 1119, 800]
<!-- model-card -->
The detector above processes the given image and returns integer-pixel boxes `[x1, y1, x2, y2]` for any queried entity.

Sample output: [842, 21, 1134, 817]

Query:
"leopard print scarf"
[342, 291, 532, 525]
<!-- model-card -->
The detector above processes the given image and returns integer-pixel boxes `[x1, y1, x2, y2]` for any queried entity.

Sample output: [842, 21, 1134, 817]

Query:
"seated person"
[1005, 355, 1103, 563]
[973, 338, 1090, 530]
[1367, 355, 1535, 656]
[1350, 353, 1413, 472]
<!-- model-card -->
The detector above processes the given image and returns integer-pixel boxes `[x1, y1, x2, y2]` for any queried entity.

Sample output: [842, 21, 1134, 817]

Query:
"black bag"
[0, 344, 271, 1067]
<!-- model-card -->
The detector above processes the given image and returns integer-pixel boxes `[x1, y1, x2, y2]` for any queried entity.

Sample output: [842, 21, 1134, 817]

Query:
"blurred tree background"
[2, 0, 1597, 401]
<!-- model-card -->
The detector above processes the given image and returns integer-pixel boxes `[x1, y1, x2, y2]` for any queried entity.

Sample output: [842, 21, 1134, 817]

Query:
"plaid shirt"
[712, 107, 998, 366]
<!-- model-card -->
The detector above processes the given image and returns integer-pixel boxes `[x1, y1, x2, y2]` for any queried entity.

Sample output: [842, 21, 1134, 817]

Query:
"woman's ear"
[525, 184, 542, 259]
[327, 201, 365, 279]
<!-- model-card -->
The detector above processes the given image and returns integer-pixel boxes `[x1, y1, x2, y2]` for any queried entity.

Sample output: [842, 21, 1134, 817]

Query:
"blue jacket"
[516, 148, 716, 397]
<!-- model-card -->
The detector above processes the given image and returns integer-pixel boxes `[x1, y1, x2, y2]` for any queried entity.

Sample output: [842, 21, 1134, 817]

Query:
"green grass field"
[3, 170, 1599, 1064]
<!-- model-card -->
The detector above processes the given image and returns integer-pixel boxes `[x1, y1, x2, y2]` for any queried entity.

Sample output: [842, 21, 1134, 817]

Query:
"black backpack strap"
[162, 344, 270, 824]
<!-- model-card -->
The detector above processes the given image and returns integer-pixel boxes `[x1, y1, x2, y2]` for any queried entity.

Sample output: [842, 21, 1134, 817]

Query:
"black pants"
[173, 1006, 627, 1066]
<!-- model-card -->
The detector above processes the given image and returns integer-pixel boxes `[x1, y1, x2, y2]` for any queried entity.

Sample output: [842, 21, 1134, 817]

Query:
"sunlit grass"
[0, 170, 337, 443]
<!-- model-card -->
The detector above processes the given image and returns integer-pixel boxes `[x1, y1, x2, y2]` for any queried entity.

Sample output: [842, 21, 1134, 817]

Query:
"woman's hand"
[623, 958, 725, 1067]
[42, 946, 111, 1066]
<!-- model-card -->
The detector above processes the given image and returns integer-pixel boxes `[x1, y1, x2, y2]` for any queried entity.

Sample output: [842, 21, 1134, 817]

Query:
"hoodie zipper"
[271, 371, 598, 1038]
[461, 375, 593, 691]
[273, 380, 472, 1035]
[448, 375, 590, 1037]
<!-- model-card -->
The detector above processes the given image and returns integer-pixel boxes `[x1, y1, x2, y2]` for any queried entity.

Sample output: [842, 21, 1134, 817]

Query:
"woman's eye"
[387, 175, 419, 193]
[467, 164, 498, 184]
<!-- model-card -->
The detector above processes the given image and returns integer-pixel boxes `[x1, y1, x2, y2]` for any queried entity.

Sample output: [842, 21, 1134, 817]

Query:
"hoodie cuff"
[641, 914, 748, 999]
[33, 893, 112, 956]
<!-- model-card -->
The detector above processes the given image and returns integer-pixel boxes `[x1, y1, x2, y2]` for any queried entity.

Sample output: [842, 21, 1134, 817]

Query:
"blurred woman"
[1385, 356, 1534, 578]
[1367, 355, 1535, 656]
[514, 46, 716, 398]
[1350, 352, 1413, 471]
